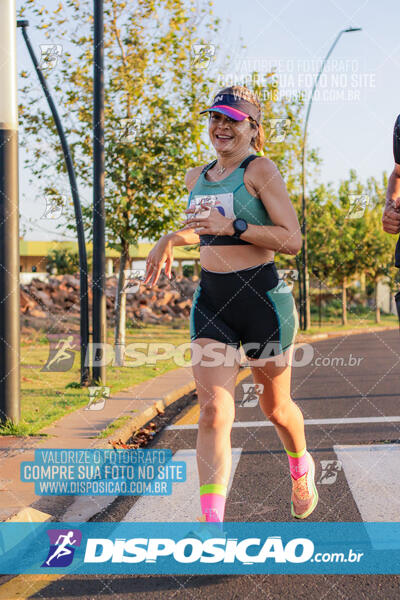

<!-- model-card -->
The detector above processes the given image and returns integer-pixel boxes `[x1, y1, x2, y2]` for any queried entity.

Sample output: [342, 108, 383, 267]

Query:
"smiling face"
[208, 111, 257, 155]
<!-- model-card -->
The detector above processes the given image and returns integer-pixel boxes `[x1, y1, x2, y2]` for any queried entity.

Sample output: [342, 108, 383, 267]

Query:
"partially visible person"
[382, 115, 400, 236]
[383, 115, 400, 317]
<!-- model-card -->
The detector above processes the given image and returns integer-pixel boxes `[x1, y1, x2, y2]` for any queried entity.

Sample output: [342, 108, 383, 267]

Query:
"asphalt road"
[17, 330, 400, 598]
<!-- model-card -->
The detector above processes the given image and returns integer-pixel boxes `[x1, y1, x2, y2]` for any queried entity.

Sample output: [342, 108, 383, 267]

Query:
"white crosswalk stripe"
[333, 444, 400, 522]
[167, 416, 400, 430]
[334, 444, 400, 550]
[123, 448, 242, 522]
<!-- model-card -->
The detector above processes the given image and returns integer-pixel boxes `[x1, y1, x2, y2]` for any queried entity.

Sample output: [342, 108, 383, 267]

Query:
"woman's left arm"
[233, 157, 302, 255]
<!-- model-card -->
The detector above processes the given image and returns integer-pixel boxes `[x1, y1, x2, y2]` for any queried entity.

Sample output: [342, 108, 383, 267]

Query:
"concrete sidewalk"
[0, 365, 197, 522]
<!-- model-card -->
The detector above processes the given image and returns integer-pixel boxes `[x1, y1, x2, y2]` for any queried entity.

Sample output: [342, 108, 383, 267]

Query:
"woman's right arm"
[143, 167, 202, 286]
[165, 228, 199, 246]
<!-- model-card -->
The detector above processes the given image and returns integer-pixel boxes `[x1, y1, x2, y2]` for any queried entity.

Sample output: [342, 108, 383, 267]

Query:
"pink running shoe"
[291, 451, 319, 519]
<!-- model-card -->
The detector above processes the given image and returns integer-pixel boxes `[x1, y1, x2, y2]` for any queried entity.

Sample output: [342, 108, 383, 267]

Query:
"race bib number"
[192, 193, 235, 219]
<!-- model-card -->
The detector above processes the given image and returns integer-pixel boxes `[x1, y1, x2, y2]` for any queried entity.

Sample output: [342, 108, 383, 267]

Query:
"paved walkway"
[0, 365, 196, 521]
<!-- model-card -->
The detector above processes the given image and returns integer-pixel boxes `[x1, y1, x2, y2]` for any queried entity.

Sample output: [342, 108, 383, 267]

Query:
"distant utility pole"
[92, 0, 106, 384]
[0, 0, 20, 423]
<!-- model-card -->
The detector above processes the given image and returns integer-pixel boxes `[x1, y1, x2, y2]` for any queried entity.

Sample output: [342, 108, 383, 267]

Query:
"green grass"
[0, 419, 34, 436]
[304, 312, 398, 336]
[2, 321, 191, 436]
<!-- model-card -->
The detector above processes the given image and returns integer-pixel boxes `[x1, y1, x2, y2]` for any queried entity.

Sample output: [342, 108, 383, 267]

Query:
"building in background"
[19, 240, 200, 281]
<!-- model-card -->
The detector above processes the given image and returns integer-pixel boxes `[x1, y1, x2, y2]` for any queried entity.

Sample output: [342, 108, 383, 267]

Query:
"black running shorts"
[189, 262, 299, 359]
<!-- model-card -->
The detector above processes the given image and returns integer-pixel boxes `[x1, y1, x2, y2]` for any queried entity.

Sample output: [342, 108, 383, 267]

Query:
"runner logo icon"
[42, 529, 82, 568]
[317, 460, 342, 485]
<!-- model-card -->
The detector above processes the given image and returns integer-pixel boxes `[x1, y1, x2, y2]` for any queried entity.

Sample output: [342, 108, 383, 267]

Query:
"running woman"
[144, 85, 319, 521]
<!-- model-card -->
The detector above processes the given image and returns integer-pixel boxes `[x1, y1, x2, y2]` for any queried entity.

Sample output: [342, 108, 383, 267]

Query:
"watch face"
[235, 218, 247, 233]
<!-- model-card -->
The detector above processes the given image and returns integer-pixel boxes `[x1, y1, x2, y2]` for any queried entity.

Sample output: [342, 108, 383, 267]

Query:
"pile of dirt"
[20, 271, 199, 331]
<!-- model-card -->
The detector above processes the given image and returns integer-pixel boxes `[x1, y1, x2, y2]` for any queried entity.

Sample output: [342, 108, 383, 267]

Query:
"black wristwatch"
[232, 218, 248, 238]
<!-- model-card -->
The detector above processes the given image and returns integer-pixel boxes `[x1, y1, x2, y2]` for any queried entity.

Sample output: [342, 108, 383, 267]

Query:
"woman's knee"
[263, 401, 293, 426]
[198, 400, 234, 430]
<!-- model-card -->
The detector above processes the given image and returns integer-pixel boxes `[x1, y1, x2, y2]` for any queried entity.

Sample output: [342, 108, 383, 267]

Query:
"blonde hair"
[214, 85, 265, 153]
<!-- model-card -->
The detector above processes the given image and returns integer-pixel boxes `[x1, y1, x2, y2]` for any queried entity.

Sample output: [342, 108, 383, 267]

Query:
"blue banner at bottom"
[0, 522, 399, 574]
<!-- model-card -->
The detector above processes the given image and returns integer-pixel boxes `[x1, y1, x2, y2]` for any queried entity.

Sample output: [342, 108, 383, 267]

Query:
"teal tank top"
[186, 154, 273, 246]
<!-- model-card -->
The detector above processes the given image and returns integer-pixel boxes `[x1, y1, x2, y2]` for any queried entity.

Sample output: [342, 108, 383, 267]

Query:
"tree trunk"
[305, 269, 311, 330]
[342, 277, 347, 326]
[114, 241, 130, 366]
[360, 271, 367, 307]
[375, 278, 381, 324]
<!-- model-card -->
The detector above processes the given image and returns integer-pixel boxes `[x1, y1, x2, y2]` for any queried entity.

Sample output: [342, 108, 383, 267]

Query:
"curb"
[297, 325, 398, 345]
[99, 368, 253, 447]
[100, 378, 199, 448]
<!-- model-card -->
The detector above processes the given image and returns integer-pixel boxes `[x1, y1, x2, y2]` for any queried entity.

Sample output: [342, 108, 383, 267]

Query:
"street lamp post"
[17, 20, 90, 385]
[0, 0, 19, 423]
[92, 0, 106, 384]
[300, 27, 362, 330]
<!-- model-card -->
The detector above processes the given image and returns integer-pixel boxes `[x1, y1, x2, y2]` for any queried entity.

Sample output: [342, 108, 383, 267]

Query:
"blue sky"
[17, 0, 400, 240]
[214, 0, 400, 182]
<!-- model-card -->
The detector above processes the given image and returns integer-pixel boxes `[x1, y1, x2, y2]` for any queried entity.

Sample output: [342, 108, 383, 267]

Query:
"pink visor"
[203, 105, 249, 121]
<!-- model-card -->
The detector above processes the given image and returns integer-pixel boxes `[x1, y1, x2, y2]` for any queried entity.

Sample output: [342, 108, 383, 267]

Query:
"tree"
[362, 174, 397, 323]
[306, 171, 397, 326]
[251, 74, 322, 198]
[18, 0, 320, 361]
[332, 171, 368, 325]
[46, 248, 80, 275]
[306, 182, 338, 321]
[18, 0, 219, 365]
[46, 247, 93, 275]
